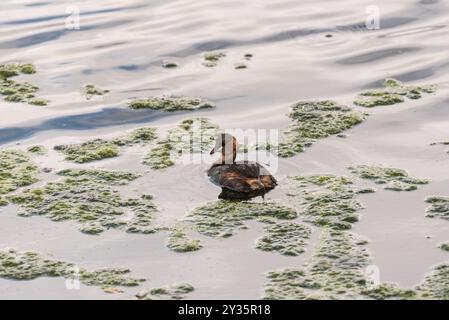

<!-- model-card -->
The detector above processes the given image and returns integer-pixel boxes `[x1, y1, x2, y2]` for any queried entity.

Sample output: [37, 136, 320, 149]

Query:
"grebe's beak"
[209, 147, 215, 155]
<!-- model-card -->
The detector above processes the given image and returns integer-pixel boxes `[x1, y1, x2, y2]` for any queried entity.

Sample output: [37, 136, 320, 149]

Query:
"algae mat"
[8, 169, 159, 235]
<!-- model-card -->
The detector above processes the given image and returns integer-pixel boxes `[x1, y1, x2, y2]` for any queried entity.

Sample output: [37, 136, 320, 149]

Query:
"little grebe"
[207, 133, 277, 199]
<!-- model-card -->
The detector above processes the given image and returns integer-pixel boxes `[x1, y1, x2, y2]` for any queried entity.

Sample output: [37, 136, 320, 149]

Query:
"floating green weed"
[167, 227, 202, 253]
[129, 96, 214, 111]
[264, 229, 370, 299]
[288, 175, 362, 230]
[264, 228, 418, 300]
[161, 61, 178, 68]
[0, 248, 144, 288]
[354, 78, 436, 108]
[144, 118, 218, 170]
[425, 196, 449, 220]
[234, 63, 247, 69]
[8, 169, 159, 235]
[349, 165, 429, 191]
[256, 222, 312, 256]
[54, 127, 156, 163]
[0, 150, 39, 197]
[0, 63, 35, 79]
[187, 200, 297, 238]
[55, 140, 119, 163]
[82, 84, 109, 100]
[137, 283, 194, 300]
[262, 101, 364, 157]
[0, 63, 48, 105]
[362, 283, 417, 300]
[416, 264, 449, 299]
[203, 52, 226, 67]
[27, 145, 46, 155]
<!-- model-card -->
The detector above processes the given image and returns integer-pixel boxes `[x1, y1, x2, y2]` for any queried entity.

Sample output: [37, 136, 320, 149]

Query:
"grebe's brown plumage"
[208, 134, 277, 199]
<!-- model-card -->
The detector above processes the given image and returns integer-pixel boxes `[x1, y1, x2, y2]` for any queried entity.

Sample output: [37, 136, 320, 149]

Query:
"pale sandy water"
[1, 0, 449, 299]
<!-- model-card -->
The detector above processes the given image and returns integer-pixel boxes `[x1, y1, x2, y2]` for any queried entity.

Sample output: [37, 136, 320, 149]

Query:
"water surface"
[1, 0, 449, 299]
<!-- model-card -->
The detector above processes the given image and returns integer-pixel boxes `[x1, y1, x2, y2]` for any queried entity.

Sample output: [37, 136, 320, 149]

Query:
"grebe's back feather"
[207, 161, 277, 194]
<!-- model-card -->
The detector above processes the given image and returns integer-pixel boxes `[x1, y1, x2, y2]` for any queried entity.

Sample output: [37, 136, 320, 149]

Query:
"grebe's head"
[210, 133, 237, 164]
[210, 133, 236, 155]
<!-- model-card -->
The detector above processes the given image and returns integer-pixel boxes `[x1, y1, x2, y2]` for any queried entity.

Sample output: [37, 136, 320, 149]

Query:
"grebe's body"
[208, 134, 277, 199]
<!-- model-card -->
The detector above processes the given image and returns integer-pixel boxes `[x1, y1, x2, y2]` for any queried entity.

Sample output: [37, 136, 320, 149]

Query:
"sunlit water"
[1, 0, 449, 299]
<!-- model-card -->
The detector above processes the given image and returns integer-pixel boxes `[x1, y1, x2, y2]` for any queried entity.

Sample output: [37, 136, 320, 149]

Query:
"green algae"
[264, 229, 370, 299]
[264, 268, 308, 299]
[265, 171, 444, 300]
[27, 145, 46, 155]
[356, 187, 376, 194]
[145, 144, 175, 169]
[0, 80, 48, 105]
[256, 216, 278, 224]
[187, 200, 297, 238]
[439, 243, 449, 252]
[263, 175, 403, 299]
[128, 96, 215, 112]
[29, 98, 49, 106]
[79, 268, 144, 287]
[137, 283, 194, 300]
[82, 84, 109, 100]
[0, 63, 48, 106]
[203, 52, 226, 67]
[256, 222, 312, 256]
[264, 228, 422, 300]
[355, 92, 404, 108]
[0, 63, 36, 79]
[362, 283, 417, 300]
[416, 264, 449, 299]
[54, 127, 156, 163]
[425, 196, 449, 220]
[204, 52, 226, 62]
[267, 100, 364, 158]
[349, 165, 429, 191]
[234, 63, 247, 69]
[55, 140, 119, 163]
[162, 61, 178, 68]
[125, 127, 158, 143]
[288, 175, 362, 230]
[167, 227, 202, 253]
[8, 169, 159, 235]
[0, 196, 7, 206]
[0, 248, 144, 287]
[57, 168, 141, 183]
[0, 150, 39, 196]
[144, 118, 218, 170]
[263, 171, 439, 300]
[354, 78, 436, 108]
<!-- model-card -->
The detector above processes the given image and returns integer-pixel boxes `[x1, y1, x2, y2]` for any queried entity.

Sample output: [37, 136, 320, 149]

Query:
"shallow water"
[1, 0, 449, 299]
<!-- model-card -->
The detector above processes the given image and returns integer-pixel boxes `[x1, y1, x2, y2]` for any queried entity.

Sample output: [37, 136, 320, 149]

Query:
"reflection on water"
[0, 19, 135, 48]
[0, 107, 182, 145]
[218, 187, 273, 200]
[336, 47, 421, 65]
[1, 0, 447, 126]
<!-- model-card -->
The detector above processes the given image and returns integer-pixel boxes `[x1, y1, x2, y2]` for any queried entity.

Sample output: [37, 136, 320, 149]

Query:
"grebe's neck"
[216, 136, 237, 164]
